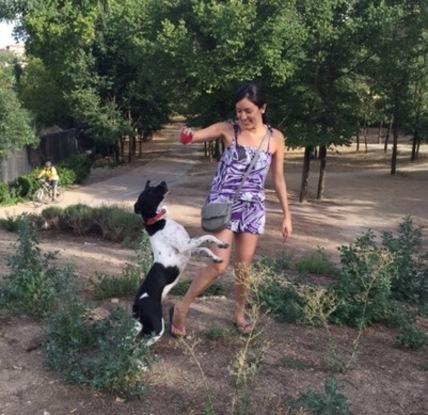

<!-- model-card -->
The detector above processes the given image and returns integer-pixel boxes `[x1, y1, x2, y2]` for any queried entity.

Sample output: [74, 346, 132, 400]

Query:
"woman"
[171, 83, 292, 336]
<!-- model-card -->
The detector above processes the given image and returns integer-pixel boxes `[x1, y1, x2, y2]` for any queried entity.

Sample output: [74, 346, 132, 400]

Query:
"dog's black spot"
[133, 263, 180, 337]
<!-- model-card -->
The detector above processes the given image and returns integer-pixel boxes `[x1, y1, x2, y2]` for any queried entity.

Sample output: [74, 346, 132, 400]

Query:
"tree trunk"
[391, 122, 399, 175]
[120, 137, 125, 162]
[356, 130, 360, 152]
[299, 146, 312, 202]
[411, 132, 418, 161]
[113, 141, 120, 164]
[364, 125, 368, 153]
[316, 145, 327, 200]
[128, 136, 134, 163]
[384, 116, 393, 153]
[138, 135, 142, 158]
[378, 121, 383, 144]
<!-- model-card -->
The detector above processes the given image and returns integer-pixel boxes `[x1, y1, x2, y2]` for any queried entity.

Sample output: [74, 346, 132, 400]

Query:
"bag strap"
[232, 127, 270, 202]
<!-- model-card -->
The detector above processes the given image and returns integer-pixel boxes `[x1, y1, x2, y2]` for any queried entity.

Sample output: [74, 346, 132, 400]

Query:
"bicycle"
[32, 180, 64, 207]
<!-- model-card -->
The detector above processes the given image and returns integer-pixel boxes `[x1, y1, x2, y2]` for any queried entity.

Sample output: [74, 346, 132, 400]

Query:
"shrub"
[57, 166, 77, 187]
[45, 305, 152, 398]
[170, 280, 225, 297]
[93, 233, 151, 299]
[12, 171, 39, 198]
[93, 267, 140, 300]
[289, 377, 351, 415]
[382, 217, 428, 304]
[92, 205, 141, 242]
[254, 259, 305, 323]
[329, 230, 396, 327]
[59, 204, 94, 235]
[391, 307, 427, 351]
[59, 153, 92, 184]
[0, 217, 78, 317]
[296, 247, 337, 276]
[0, 181, 18, 205]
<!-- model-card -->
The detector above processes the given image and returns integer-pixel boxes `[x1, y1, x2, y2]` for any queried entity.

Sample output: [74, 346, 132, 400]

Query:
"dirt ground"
[0, 124, 427, 415]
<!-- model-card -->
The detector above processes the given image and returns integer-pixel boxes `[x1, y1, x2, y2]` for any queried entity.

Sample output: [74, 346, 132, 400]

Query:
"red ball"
[180, 131, 193, 145]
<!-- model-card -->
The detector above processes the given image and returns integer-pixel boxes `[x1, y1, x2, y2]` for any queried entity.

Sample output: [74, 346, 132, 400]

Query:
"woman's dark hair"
[232, 82, 268, 123]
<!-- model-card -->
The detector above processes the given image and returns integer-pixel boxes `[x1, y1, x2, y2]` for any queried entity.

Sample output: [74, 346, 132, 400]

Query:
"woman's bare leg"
[171, 228, 234, 335]
[233, 232, 259, 329]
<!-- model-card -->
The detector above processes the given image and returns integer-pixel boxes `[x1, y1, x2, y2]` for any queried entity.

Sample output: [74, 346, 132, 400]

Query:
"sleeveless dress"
[207, 123, 273, 234]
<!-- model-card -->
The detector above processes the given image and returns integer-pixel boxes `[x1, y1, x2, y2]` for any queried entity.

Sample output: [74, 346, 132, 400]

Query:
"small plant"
[329, 230, 396, 327]
[382, 216, 428, 304]
[92, 204, 141, 242]
[296, 247, 337, 276]
[170, 280, 225, 297]
[0, 181, 19, 206]
[0, 217, 78, 317]
[93, 267, 141, 300]
[289, 377, 351, 415]
[59, 153, 92, 184]
[45, 304, 152, 398]
[204, 325, 231, 341]
[60, 203, 94, 235]
[391, 307, 427, 350]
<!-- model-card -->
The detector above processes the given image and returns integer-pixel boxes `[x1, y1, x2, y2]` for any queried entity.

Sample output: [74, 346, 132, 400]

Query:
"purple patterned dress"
[207, 124, 273, 234]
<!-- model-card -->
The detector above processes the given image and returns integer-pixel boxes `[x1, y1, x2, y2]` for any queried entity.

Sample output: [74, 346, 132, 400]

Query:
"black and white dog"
[132, 180, 229, 345]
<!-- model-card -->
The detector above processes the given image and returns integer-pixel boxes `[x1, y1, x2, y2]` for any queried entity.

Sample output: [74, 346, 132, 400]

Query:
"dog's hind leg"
[192, 247, 223, 263]
[187, 235, 229, 250]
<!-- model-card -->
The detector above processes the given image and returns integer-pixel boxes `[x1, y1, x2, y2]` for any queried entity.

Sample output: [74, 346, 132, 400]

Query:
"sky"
[0, 21, 22, 48]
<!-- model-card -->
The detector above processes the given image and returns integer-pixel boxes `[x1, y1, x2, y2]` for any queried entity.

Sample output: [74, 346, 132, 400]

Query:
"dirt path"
[1, 124, 427, 415]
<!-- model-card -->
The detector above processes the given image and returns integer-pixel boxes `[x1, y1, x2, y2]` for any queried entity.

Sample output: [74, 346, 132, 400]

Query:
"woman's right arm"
[181, 122, 232, 145]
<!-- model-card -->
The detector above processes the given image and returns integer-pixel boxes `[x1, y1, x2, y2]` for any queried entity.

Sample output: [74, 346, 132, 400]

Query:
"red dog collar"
[145, 208, 167, 225]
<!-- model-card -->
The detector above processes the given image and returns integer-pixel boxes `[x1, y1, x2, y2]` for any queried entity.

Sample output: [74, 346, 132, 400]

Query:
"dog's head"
[134, 180, 168, 218]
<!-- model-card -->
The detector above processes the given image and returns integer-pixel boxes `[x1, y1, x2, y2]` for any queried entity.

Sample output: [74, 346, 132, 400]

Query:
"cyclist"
[37, 161, 60, 201]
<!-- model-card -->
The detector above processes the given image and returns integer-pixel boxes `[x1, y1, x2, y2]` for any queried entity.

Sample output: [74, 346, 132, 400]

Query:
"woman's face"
[235, 97, 266, 130]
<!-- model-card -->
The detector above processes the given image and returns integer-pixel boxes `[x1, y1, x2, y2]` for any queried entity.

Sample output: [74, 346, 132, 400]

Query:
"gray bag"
[201, 128, 269, 232]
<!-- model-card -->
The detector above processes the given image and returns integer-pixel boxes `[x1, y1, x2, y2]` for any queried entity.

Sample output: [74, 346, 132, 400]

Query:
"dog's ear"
[134, 201, 141, 214]
[145, 180, 151, 190]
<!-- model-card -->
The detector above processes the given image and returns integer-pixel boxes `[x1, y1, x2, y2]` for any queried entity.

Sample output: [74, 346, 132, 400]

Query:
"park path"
[0, 122, 203, 218]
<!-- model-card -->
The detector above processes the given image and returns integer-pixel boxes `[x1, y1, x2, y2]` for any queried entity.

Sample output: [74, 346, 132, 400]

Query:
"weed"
[45, 305, 152, 398]
[0, 217, 78, 317]
[59, 204, 94, 235]
[391, 307, 427, 350]
[204, 325, 231, 341]
[382, 216, 428, 304]
[170, 280, 225, 297]
[93, 268, 140, 300]
[296, 247, 337, 276]
[289, 377, 351, 415]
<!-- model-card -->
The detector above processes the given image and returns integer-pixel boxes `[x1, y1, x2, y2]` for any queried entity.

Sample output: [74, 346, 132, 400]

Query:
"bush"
[296, 247, 337, 276]
[92, 205, 141, 242]
[289, 377, 351, 415]
[382, 217, 428, 304]
[59, 204, 94, 235]
[45, 305, 152, 398]
[57, 166, 77, 187]
[329, 230, 396, 327]
[0, 217, 78, 317]
[0, 181, 18, 205]
[12, 170, 39, 198]
[93, 267, 141, 300]
[391, 307, 427, 351]
[93, 233, 152, 299]
[59, 153, 92, 184]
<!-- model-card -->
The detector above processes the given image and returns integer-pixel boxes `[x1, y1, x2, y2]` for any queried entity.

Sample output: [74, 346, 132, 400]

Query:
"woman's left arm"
[270, 130, 293, 240]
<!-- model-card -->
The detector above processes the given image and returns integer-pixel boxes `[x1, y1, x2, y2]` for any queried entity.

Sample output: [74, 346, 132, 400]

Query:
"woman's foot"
[169, 305, 186, 338]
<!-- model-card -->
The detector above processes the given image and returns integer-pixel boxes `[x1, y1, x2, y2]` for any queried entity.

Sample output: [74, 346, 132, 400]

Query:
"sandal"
[169, 305, 186, 338]
[234, 320, 253, 335]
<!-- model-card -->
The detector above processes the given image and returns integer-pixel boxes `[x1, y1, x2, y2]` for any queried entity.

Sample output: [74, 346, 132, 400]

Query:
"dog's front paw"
[218, 242, 230, 249]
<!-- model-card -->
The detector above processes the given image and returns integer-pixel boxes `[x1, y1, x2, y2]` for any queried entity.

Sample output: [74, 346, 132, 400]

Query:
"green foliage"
[59, 153, 92, 184]
[0, 181, 18, 206]
[45, 305, 152, 398]
[60, 204, 94, 235]
[381, 217, 428, 304]
[93, 267, 140, 300]
[391, 307, 427, 351]
[0, 217, 78, 317]
[93, 232, 151, 300]
[290, 377, 351, 415]
[296, 247, 337, 276]
[0, 213, 38, 233]
[170, 280, 225, 297]
[204, 325, 231, 341]
[330, 231, 396, 327]
[92, 205, 142, 242]
[0, 54, 38, 157]
[56, 166, 77, 187]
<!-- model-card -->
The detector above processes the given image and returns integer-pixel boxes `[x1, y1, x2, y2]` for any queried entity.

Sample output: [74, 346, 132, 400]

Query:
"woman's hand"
[282, 215, 292, 240]
[179, 127, 194, 145]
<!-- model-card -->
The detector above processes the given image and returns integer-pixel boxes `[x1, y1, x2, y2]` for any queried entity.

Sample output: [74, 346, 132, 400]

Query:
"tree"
[0, 51, 37, 158]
